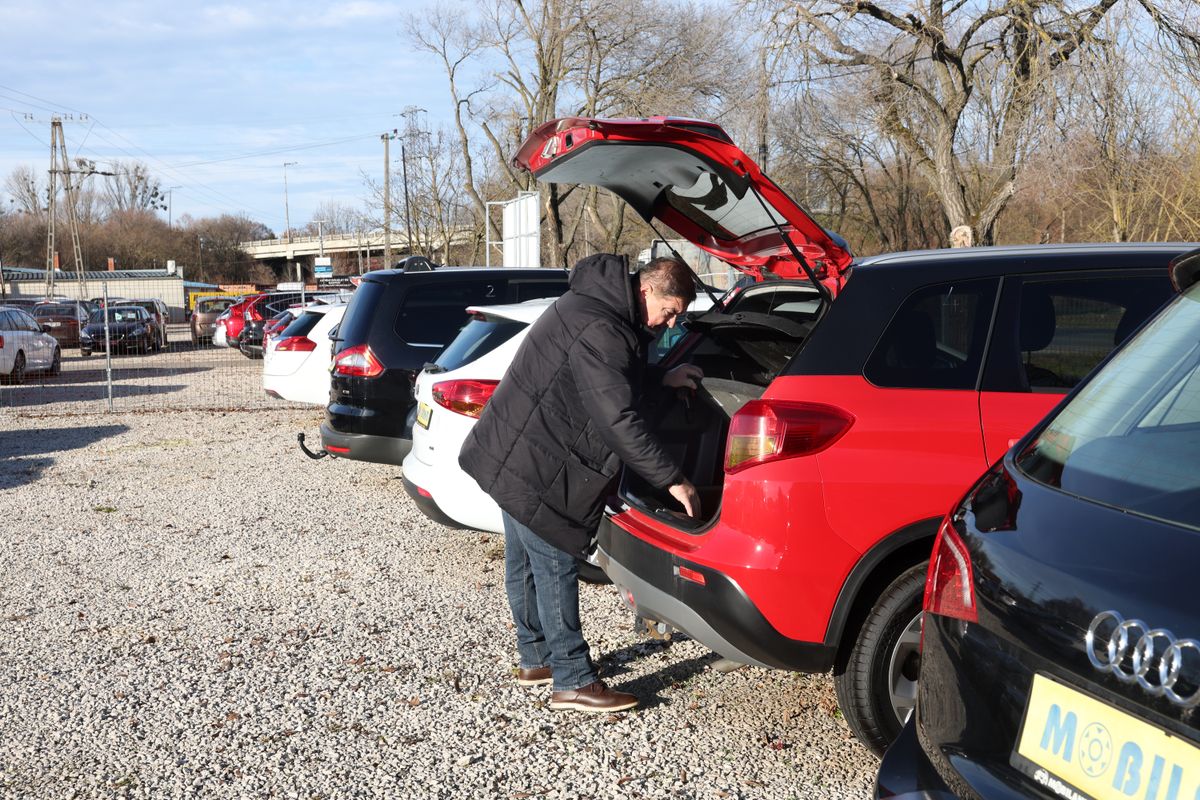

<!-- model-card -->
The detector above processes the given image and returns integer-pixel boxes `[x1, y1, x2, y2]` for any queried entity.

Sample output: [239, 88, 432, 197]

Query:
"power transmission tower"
[44, 117, 102, 300]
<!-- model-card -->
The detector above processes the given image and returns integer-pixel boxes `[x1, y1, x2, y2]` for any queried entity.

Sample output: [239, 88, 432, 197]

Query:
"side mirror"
[40, 323, 51, 333]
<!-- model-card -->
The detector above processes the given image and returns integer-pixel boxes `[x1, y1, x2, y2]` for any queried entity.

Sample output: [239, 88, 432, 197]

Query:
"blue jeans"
[502, 511, 597, 692]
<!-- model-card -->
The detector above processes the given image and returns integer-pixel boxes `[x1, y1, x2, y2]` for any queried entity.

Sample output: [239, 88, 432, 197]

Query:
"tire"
[833, 563, 927, 756]
[7, 351, 26, 385]
[49, 347, 61, 376]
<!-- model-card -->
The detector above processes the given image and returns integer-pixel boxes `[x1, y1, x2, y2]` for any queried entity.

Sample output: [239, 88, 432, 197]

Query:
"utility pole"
[381, 131, 396, 270]
[282, 162, 297, 244]
[44, 117, 98, 301]
[315, 219, 327, 257]
[166, 185, 181, 227]
[397, 106, 427, 259]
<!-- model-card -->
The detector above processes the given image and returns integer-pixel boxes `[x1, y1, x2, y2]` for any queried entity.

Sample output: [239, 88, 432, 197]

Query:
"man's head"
[637, 257, 696, 332]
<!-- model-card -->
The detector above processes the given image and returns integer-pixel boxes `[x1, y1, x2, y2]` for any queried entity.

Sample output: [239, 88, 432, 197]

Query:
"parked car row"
[292, 116, 1198, 794]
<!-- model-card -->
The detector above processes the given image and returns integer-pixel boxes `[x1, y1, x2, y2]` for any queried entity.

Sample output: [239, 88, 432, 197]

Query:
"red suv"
[516, 117, 1190, 754]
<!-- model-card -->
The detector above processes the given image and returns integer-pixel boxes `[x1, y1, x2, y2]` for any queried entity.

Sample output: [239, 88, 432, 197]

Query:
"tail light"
[431, 379, 499, 418]
[923, 515, 978, 624]
[0, 335, 4, 348]
[276, 336, 316, 352]
[332, 344, 384, 378]
[724, 400, 854, 473]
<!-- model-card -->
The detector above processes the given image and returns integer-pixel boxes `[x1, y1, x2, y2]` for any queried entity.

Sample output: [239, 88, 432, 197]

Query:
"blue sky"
[0, 0, 460, 235]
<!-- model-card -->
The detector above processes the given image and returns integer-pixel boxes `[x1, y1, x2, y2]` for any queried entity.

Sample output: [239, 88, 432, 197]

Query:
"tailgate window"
[435, 317, 527, 371]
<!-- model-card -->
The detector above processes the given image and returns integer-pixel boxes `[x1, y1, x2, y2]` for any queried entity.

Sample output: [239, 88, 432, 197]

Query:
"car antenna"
[744, 180, 835, 307]
[645, 221, 725, 312]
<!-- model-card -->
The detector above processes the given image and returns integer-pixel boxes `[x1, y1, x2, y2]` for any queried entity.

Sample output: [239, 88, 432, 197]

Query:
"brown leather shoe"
[516, 666, 552, 687]
[549, 680, 637, 712]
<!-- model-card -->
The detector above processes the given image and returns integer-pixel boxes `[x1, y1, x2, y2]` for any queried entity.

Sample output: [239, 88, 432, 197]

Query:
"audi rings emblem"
[1086, 610, 1200, 709]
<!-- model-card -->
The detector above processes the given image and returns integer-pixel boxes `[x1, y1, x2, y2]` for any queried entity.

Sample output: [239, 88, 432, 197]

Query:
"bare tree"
[102, 161, 167, 215]
[5, 165, 47, 218]
[771, 0, 1200, 245]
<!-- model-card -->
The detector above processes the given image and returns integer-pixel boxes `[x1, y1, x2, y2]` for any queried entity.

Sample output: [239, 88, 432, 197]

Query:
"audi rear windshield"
[1016, 282, 1200, 531]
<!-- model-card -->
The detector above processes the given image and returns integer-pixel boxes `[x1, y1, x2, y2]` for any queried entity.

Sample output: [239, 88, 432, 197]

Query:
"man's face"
[640, 286, 688, 333]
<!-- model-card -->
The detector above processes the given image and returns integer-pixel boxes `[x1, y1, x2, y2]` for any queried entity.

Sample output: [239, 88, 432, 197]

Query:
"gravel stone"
[0, 407, 877, 798]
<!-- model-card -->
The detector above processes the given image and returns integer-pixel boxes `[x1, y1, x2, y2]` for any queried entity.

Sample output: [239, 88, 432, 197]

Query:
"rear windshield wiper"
[423, 362, 446, 374]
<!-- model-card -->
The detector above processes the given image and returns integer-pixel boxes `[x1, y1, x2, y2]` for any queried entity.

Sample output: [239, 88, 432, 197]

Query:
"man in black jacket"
[460, 253, 702, 712]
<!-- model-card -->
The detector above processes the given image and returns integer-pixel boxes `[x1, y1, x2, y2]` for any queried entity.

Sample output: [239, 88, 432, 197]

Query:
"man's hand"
[662, 364, 703, 390]
[668, 480, 701, 518]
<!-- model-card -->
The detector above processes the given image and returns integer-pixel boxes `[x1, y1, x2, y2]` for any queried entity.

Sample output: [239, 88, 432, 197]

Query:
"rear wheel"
[7, 351, 26, 385]
[834, 563, 926, 756]
[49, 347, 61, 376]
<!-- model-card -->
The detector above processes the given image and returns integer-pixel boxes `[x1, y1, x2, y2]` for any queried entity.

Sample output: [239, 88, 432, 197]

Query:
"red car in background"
[32, 302, 91, 347]
[515, 116, 1189, 754]
[213, 294, 260, 348]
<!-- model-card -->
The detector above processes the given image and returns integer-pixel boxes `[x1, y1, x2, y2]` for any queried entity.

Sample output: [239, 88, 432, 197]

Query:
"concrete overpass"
[239, 229, 474, 261]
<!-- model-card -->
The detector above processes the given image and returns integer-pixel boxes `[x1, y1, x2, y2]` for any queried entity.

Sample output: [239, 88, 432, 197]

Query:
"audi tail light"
[924, 515, 978, 624]
[432, 379, 499, 418]
[276, 336, 317, 352]
[332, 344, 384, 378]
[724, 400, 854, 473]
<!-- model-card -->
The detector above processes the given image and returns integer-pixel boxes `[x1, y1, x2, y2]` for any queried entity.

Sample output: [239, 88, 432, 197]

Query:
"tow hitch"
[297, 432, 333, 460]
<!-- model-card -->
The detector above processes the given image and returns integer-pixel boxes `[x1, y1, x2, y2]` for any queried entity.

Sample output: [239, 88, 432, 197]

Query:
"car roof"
[856, 242, 1199, 273]
[465, 297, 556, 323]
[361, 266, 567, 284]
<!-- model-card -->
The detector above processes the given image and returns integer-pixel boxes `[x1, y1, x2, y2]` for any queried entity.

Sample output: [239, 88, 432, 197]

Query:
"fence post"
[102, 282, 114, 411]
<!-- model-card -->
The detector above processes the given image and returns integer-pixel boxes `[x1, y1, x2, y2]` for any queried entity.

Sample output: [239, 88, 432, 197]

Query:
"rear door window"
[983, 272, 1170, 393]
[864, 279, 999, 390]
[394, 281, 502, 346]
[512, 280, 567, 302]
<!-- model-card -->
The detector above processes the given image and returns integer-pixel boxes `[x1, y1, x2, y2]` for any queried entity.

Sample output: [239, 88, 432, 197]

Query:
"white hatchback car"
[1, 305, 61, 383]
[262, 304, 346, 405]
[402, 298, 554, 532]
[401, 293, 712, 532]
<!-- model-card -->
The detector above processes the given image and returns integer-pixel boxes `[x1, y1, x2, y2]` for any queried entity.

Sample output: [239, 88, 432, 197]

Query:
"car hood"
[83, 321, 144, 335]
[513, 116, 853, 290]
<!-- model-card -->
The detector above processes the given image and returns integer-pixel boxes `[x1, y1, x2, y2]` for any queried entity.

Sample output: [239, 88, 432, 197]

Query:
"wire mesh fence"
[0, 279, 305, 416]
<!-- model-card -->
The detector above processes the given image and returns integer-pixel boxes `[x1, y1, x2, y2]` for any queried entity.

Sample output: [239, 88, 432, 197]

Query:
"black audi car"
[320, 265, 569, 465]
[80, 305, 157, 355]
[877, 248, 1200, 799]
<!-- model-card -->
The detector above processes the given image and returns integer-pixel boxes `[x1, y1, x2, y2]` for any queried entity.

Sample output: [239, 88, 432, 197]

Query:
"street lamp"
[398, 106, 427, 257]
[282, 162, 298, 244]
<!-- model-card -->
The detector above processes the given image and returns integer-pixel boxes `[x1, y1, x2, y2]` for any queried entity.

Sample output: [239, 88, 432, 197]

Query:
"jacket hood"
[568, 253, 637, 326]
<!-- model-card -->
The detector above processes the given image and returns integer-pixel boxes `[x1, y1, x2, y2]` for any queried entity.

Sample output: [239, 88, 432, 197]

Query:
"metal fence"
[1, 280, 303, 415]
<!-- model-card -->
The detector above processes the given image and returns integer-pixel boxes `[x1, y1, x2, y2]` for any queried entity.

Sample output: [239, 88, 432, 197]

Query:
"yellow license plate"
[1015, 674, 1200, 800]
[416, 402, 432, 430]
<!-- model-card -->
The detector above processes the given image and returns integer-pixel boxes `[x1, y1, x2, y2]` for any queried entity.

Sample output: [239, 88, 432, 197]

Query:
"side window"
[864, 278, 998, 390]
[984, 273, 1171, 394]
[17, 310, 39, 332]
[394, 281, 500, 346]
[0, 311, 14, 331]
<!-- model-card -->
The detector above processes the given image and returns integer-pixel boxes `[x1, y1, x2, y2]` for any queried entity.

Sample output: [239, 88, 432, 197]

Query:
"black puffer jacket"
[459, 253, 683, 557]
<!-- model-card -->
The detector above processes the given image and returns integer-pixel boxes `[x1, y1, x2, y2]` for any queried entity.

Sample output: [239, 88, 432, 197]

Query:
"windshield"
[197, 298, 234, 313]
[34, 304, 77, 316]
[91, 307, 144, 324]
[1016, 283, 1200, 531]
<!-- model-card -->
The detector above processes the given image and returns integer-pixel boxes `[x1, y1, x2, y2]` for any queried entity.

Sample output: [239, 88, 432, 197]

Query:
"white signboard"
[502, 192, 541, 268]
[314, 256, 333, 276]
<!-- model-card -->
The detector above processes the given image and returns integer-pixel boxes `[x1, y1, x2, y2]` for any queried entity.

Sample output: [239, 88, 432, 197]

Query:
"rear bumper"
[319, 421, 411, 465]
[596, 517, 835, 672]
[874, 718, 956, 799]
[402, 475, 468, 529]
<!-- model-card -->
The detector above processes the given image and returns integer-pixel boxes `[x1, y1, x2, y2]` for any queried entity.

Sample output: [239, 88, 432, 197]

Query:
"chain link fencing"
[1, 279, 305, 416]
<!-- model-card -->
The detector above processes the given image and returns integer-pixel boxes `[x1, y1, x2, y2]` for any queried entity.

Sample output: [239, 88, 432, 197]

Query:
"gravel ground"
[0, 407, 877, 799]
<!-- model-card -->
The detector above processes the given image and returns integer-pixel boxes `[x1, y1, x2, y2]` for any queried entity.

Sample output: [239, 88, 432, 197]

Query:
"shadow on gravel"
[37, 365, 212, 385]
[0, 424, 129, 458]
[0, 455, 54, 490]
[597, 638, 722, 710]
[0, 383, 189, 407]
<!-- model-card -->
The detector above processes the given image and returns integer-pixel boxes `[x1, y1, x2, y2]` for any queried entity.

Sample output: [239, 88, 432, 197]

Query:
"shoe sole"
[516, 677, 553, 687]
[548, 699, 637, 712]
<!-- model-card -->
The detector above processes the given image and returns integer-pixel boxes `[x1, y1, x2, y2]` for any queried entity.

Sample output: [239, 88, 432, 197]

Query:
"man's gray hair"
[640, 257, 697, 304]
